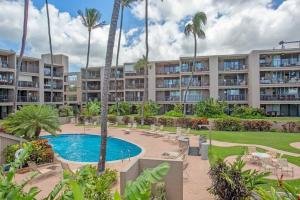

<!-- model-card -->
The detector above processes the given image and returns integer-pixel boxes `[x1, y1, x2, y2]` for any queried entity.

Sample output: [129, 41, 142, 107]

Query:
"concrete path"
[211, 139, 300, 157]
[290, 142, 300, 150]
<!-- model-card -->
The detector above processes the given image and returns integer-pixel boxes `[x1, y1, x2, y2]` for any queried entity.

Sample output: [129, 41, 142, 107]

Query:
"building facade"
[0, 47, 299, 118]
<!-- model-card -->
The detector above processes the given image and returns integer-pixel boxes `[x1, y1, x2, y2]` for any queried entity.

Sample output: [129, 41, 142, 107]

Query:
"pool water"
[42, 134, 142, 162]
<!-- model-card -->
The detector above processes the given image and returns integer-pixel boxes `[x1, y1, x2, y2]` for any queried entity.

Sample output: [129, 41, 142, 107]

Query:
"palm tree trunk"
[46, 0, 54, 103]
[14, 0, 29, 113]
[183, 33, 197, 115]
[85, 30, 91, 105]
[141, 0, 149, 126]
[98, 0, 121, 173]
[115, 6, 124, 116]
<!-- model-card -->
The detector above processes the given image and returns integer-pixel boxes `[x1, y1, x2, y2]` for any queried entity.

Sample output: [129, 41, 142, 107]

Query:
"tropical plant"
[78, 8, 105, 104]
[183, 11, 207, 115]
[137, 100, 160, 117]
[83, 100, 101, 119]
[231, 105, 265, 119]
[165, 104, 184, 117]
[58, 105, 74, 117]
[0, 143, 40, 199]
[122, 162, 170, 200]
[208, 158, 269, 200]
[109, 102, 131, 116]
[114, 0, 136, 115]
[2, 105, 60, 140]
[47, 166, 117, 200]
[214, 117, 242, 131]
[45, 0, 55, 103]
[14, 0, 29, 112]
[255, 182, 300, 200]
[98, 0, 122, 172]
[195, 98, 227, 118]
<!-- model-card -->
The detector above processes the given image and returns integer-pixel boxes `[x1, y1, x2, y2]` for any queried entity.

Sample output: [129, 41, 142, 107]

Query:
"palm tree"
[45, 0, 55, 103]
[78, 8, 105, 105]
[183, 12, 207, 115]
[2, 105, 60, 140]
[98, 0, 121, 172]
[114, 0, 136, 116]
[14, 0, 29, 112]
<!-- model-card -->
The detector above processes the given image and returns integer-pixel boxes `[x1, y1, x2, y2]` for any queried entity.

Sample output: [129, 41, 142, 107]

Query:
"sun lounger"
[27, 161, 61, 182]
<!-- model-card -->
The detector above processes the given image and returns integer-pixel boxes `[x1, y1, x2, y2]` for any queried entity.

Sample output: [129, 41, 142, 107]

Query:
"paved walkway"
[290, 142, 300, 150]
[211, 139, 300, 157]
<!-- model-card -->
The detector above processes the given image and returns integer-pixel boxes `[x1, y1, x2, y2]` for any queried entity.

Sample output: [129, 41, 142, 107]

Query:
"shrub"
[189, 118, 209, 129]
[109, 102, 131, 116]
[231, 105, 265, 119]
[157, 117, 167, 126]
[282, 122, 298, 133]
[195, 98, 227, 118]
[122, 115, 130, 124]
[144, 116, 156, 125]
[4, 139, 54, 164]
[208, 158, 268, 200]
[164, 104, 183, 117]
[157, 116, 175, 126]
[175, 117, 189, 128]
[134, 116, 142, 124]
[107, 115, 117, 123]
[242, 120, 272, 131]
[137, 101, 160, 117]
[58, 105, 74, 117]
[214, 118, 242, 131]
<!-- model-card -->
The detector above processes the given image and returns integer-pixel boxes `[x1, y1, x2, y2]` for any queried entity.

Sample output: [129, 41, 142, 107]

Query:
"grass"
[208, 146, 300, 187]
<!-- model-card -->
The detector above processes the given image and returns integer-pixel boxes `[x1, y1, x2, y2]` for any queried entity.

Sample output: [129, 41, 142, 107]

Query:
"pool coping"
[42, 132, 145, 165]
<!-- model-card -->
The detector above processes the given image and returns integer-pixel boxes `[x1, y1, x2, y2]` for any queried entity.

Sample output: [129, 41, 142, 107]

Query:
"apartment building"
[0, 47, 299, 118]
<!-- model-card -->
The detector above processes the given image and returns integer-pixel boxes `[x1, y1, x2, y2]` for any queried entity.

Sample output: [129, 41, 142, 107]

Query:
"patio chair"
[261, 158, 277, 174]
[132, 122, 137, 129]
[278, 158, 294, 177]
[246, 146, 257, 164]
[161, 146, 188, 159]
[144, 125, 158, 136]
[153, 125, 168, 138]
[27, 161, 61, 182]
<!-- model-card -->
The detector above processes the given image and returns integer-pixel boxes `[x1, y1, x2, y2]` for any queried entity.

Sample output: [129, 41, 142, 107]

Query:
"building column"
[248, 51, 260, 108]
[148, 63, 156, 101]
[209, 56, 219, 100]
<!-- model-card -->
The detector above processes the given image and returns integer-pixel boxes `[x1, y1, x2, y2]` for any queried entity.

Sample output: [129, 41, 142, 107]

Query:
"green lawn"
[208, 146, 300, 187]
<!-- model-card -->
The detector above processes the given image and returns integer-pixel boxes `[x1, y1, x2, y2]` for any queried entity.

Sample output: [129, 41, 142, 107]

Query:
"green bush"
[214, 117, 242, 131]
[122, 115, 130, 124]
[144, 117, 156, 125]
[231, 105, 265, 119]
[58, 105, 74, 117]
[107, 115, 117, 123]
[242, 120, 272, 131]
[109, 102, 131, 116]
[134, 116, 142, 124]
[4, 139, 54, 164]
[157, 116, 175, 126]
[137, 101, 160, 117]
[165, 104, 183, 117]
[195, 98, 227, 118]
[83, 100, 101, 118]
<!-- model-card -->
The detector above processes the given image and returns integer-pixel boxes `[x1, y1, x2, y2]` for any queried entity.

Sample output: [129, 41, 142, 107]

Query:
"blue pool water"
[42, 134, 142, 162]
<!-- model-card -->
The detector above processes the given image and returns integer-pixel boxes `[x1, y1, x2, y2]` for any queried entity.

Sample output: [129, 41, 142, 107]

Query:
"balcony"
[0, 95, 14, 102]
[156, 96, 180, 102]
[156, 83, 180, 89]
[82, 74, 101, 79]
[45, 96, 63, 102]
[260, 55, 300, 68]
[125, 96, 143, 101]
[44, 84, 63, 90]
[126, 83, 144, 89]
[44, 71, 63, 78]
[110, 73, 123, 79]
[67, 96, 77, 101]
[108, 95, 124, 102]
[18, 81, 39, 88]
[17, 96, 39, 103]
[260, 78, 300, 85]
[109, 85, 123, 90]
[219, 79, 247, 86]
[83, 85, 101, 90]
[219, 94, 247, 101]
[20, 66, 39, 74]
[156, 67, 180, 75]
[181, 81, 209, 87]
[0, 79, 14, 86]
[181, 64, 209, 73]
[82, 96, 101, 102]
[260, 94, 300, 101]
[125, 70, 144, 77]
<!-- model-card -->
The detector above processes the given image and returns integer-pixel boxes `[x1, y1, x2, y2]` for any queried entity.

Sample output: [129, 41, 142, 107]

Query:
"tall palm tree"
[98, 0, 121, 172]
[114, 0, 136, 116]
[78, 8, 105, 105]
[14, 0, 29, 112]
[183, 12, 207, 115]
[45, 0, 55, 103]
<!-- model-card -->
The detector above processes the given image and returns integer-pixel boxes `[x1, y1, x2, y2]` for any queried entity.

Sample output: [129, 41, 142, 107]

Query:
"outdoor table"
[251, 152, 270, 159]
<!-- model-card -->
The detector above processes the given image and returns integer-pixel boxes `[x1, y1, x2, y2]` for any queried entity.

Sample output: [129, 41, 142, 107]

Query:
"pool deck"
[14, 124, 213, 200]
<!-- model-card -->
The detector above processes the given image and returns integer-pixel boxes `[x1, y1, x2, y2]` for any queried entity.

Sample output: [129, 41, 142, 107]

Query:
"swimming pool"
[42, 134, 142, 163]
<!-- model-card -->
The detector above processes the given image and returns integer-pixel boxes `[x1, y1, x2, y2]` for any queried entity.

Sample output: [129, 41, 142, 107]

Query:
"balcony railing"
[20, 67, 39, 74]
[108, 96, 124, 101]
[219, 79, 247, 86]
[82, 74, 101, 79]
[45, 96, 63, 102]
[260, 59, 300, 68]
[260, 78, 300, 84]
[126, 83, 144, 89]
[17, 96, 39, 102]
[181, 66, 209, 73]
[44, 71, 63, 77]
[156, 67, 180, 75]
[125, 70, 144, 76]
[0, 95, 14, 102]
[219, 64, 247, 71]
[83, 85, 101, 90]
[67, 96, 77, 101]
[181, 81, 209, 87]
[110, 74, 123, 78]
[156, 96, 180, 101]
[18, 81, 39, 88]
[109, 85, 124, 90]
[125, 96, 143, 101]
[260, 94, 300, 101]
[219, 94, 247, 101]
[156, 83, 180, 88]
[0, 79, 14, 86]
[44, 85, 63, 90]
[82, 96, 101, 102]
[184, 95, 205, 102]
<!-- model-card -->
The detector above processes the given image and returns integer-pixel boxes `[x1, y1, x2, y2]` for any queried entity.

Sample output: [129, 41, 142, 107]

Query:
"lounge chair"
[161, 145, 188, 159]
[143, 125, 158, 136]
[27, 161, 61, 181]
[261, 158, 277, 174]
[132, 122, 137, 129]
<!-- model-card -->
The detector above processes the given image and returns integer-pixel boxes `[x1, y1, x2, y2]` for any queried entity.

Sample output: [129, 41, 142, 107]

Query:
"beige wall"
[0, 133, 25, 164]
[248, 51, 261, 108]
[209, 56, 219, 99]
[148, 63, 156, 101]
[120, 157, 183, 200]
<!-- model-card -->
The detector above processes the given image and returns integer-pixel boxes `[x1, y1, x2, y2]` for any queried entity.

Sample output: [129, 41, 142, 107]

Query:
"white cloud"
[0, 0, 299, 72]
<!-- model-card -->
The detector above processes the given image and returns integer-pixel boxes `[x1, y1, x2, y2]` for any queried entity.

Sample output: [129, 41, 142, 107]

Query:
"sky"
[0, 0, 299, 72]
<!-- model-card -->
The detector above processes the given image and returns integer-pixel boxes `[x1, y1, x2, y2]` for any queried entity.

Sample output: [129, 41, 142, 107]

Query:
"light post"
[198, 124, 212, 147]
